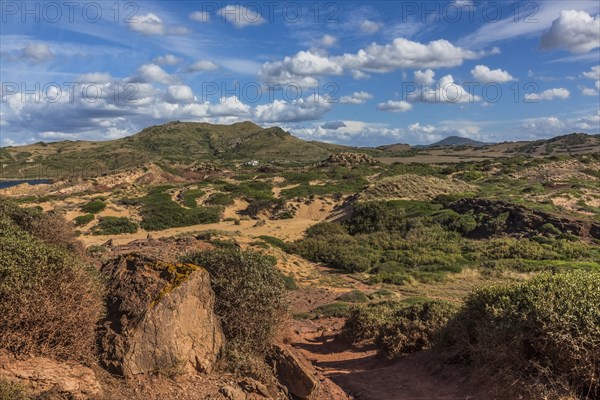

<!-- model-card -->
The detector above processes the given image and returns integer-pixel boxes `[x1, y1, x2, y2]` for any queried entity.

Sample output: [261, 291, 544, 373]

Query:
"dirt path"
[289, 319, 489, 400]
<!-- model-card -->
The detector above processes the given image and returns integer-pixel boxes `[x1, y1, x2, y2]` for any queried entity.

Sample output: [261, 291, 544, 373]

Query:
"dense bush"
[0, 201, 82, 254]
[442, 271, 600, 398]
[0, 380, 28, 400]
[343, 301, 406, 344]
[337, 289, 368, 303]
[343, 300, 457, 359]
[81, 199, 106, 214]
[181, 248, 287, 369]
[92, 216, 139, 235]
[74, 213, 94, 226]
[0, 205, 104, 361]
[205, 192, 235, 206]
[379, 301, 458, 359]
[181, 189, 205, 208]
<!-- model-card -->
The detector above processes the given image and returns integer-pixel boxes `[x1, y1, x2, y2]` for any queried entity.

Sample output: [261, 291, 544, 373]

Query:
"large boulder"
[0, 352, 101, 399]
[98, 253, 224, 377]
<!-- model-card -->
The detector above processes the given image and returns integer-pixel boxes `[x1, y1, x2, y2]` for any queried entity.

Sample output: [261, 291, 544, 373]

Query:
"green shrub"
[337, 290, 368, 303]
[258, 235, 286, 250]
[0, 209, 104, 361]
[379, 300, 458, 359]
[443, 271, 600, 398]
[92, 216, 139, 235]
[313, 302, 352, 318]
[305, 222, 347, 237]
[343, 301, 405, 343]
[74, 213, 94, 226]
[0, 380, 28, 400]
[81, 199, 106, 214]
[282, 274, 298, 290]
[181, 248, 287, 370]
[205, 192, 235, 206]
[181, 189, 205, 208]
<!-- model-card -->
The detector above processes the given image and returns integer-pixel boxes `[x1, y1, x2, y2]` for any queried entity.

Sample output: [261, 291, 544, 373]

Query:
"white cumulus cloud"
[21, 42, 53, 62]
[525, 88, 570, 101]
[541, 10, 600, 53]
[154, 54, 182, 66]
[137, 64, 177, 84]
[470, 65, 516, 83]
[185, 60, 219, 72]
[339, 91, 373, 104]
[254, 95, 332, 123]
[376, 100, 413, 112]
[408, 72, 480, 104]
[360, 20, 383, 34]
[257, 38, 491, 85]
[164, 85, 195, 103]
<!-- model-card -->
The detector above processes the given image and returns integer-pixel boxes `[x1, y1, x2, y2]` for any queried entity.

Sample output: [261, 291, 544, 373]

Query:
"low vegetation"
[74, 213, 94, 226]
[138, 186, 222, 230]
[0, 201, 104, 361]
[81, 199, 106, 214]
[289, 200, 600, 283]
[181, 248, 287, 370]
[92, 216, 139, 235]
[442, 270, 600, 399]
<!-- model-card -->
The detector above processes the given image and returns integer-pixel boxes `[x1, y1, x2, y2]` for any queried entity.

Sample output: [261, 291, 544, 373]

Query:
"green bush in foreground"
[343, 300, 458, 359]
[92, 216, 138, 235]
[181, 248, 287, 370]
[81, 199, 106, 214]
[379, 301, 458, 359]
[0, 209, 104, 361]
[443, 270, 600, 399]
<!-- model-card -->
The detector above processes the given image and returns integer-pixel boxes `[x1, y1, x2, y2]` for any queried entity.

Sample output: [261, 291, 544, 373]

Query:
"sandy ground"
[80, 198, 338, 246]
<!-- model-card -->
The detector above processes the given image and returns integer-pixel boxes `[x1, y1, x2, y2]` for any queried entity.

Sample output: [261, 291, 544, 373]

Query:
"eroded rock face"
[98, 253, 224, 377]
[0, 352, 101, 399]
[268, 344, 319, 399]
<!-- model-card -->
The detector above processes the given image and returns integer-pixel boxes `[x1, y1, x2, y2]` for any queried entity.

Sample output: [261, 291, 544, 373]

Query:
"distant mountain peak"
[427, 136, 491, 147]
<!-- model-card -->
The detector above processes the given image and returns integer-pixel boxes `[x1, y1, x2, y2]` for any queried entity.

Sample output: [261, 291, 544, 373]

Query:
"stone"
[239, 378, 270, 397]
[220, 385, 247, 400]
[268, 344, 319, 399]
[0, 352, 101, 399]
[98, 253, 225, 377]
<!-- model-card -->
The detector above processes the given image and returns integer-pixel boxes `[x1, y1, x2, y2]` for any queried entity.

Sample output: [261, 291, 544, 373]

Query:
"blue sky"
[1, 0, 599, 146]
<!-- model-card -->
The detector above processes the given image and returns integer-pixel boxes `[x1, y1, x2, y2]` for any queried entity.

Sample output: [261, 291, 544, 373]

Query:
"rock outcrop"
[324, 152, 378, 166]
[98, 254, 224, 377]
[449, 198, 600, 239]
[0, 352, 101, 399]
[268, 344, 319, 399]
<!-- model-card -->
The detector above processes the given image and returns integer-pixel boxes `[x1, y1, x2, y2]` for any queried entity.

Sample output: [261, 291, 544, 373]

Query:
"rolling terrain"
[1, 122, 599, 400]
[1, 121, 598, 179]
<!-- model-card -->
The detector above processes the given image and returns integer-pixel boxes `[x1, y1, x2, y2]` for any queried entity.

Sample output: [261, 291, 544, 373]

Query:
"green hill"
[1, 121, 350, 178]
